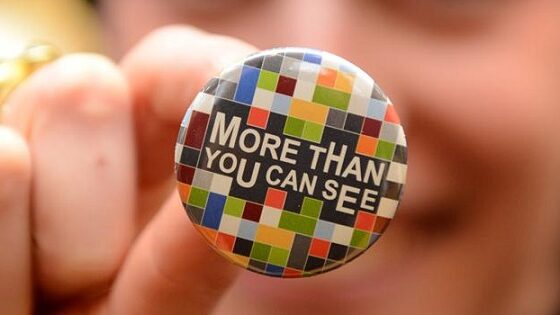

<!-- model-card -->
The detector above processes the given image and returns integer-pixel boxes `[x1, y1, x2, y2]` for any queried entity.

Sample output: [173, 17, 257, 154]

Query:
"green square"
[375, 140, 396, 160]
[250, 242, 271, 261]
[301, 197, 323, 218]
[188, 187, 208, 208]
[283, 116, 305, 138]
[301, 122, 324, 143]
[279, 212, 317, 236]
[351, 229, 370, 249]
[312, 86, 351, 110]
[268, 247, 289, 266]
[224, 196, 245, 217]
[257, 70, 279, 91]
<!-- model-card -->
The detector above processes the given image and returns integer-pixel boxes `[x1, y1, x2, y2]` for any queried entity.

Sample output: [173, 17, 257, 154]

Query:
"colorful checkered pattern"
[175, 48, 407, 277]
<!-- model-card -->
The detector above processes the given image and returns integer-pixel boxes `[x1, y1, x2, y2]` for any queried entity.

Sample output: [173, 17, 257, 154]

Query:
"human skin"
[1, 0, 560, 314]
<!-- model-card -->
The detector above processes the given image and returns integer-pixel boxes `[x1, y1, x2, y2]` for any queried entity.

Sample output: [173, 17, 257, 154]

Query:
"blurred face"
[102, 1, 560, 314]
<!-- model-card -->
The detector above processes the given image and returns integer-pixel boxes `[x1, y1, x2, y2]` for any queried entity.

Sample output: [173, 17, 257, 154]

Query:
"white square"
[297, 62, 320, 82]
[279, 56, 300, 78]
[218, 214, 241, 236]
[210, 173, 233, 195]
[395, 123, 407, 146]
[347, 94, 368, 116]
[377, 198, 399, 219]
[219, 65, 242, 83]
[387, 162, 407, 184]
[174, 143, 183, 164]
[193, 92, 215, 114]
[321, 57, 339, 70]
[351, 75, 373, 99]
[259, 206, 281, 227]
[293, 80, 315, 102]
[332, 224, 353, 246]
[252, 88, 275, 110]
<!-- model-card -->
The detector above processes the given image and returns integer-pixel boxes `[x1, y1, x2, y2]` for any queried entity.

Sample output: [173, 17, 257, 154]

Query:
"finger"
[3, 54, 137, 302]
[0, 127, 32, 315]
[120, 25, 257, 227]
[107, 193, 239, 315]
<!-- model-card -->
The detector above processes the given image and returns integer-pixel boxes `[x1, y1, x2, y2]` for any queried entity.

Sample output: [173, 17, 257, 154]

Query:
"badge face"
[175, 48, 407, 277]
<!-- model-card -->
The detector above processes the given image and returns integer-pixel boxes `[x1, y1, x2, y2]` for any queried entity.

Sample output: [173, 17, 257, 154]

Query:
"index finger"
[108, 26, 257, 314]
[121, 25, 257, 227]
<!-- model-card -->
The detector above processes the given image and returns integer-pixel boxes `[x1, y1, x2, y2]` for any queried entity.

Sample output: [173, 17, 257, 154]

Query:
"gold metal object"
[0, 43, 60, 107]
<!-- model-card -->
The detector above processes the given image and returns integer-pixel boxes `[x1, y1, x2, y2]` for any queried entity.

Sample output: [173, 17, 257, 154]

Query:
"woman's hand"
[0, 25, 256, 315]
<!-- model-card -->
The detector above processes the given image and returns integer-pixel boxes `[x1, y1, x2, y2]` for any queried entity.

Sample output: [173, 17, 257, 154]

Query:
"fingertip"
[4, 53, 131, 136]
[121, 24, 257, 122]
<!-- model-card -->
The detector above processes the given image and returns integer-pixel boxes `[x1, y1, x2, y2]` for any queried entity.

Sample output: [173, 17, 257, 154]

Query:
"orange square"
[355, 211, 376, 231]
[195, 225, 218, 243]
[247, 107, 270, 129]
[309, 238, 330, 258]
[264, 188, 287, 209]
[177, 182, 191, 203]
[384, 105, 401, 124]
[215, 232, 235, 251]
[317, 68, 337, 87]
[356, 135, 377, 156]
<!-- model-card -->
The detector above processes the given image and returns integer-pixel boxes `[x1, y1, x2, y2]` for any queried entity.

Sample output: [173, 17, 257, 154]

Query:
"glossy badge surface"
[175, 48, 407, 278]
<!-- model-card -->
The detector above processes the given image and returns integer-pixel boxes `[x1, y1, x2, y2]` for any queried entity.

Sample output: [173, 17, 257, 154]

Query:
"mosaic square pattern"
[175, 48, 407, 278]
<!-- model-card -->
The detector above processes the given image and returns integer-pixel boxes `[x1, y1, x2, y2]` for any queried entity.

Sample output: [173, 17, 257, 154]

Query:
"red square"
[264, 188, 287, 209]
[276, 75, 297, 96]
[247, 107, 270, 129]
[242, 202, 263, 222]
[362, 118, 382, 137]
[215, 232, 235, 251]
[309, 238, 330, 258]
[184, 111, 210, 149]
[283, 268, 302, 278]
[373, 216, 391, 234]
[177, 165, 195, 185]
[384, 105, 401, 124]
[355, 211, 376, 231]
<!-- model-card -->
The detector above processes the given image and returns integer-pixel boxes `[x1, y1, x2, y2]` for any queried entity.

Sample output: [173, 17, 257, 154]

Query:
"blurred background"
[0, 0, 101, 58]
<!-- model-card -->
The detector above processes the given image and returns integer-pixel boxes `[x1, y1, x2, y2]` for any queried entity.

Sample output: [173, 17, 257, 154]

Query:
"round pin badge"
[175, 47, 407, 278]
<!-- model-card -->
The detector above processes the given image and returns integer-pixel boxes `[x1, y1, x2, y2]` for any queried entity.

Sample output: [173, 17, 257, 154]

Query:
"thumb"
[107, 192, 240, 315]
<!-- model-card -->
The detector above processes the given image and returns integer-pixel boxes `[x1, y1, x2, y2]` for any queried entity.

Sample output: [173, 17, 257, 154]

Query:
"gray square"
[216, 80, 237, 100]
[326, 108, 346, 129]
[379, 122, 400, 143]
[192, 169, 213, 190]
[238, 219, 258, 240]
[262, 54, 283, 73]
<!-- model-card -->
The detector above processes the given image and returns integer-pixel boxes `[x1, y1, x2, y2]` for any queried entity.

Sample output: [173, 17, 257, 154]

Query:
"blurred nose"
[272, 0, 346, 53]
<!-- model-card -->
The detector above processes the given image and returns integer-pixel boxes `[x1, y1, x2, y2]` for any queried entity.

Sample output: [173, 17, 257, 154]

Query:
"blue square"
[314, 220, 334, 240]
[234, 66, 260, 105]
[201, 193, 226, 229]
[265, 264, 284, 276]
[270, 94, 291, 115]
[303, 53, 322, 65]
[369, 233, 381, 246]
[367, 99, 388, 120]
[238, 219, 258, 240]
[339, 63, 357, 75]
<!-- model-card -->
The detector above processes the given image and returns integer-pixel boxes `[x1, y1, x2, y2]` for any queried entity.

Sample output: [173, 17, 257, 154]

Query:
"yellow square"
[289, 98, 328, 124]
[334, 72, 355, 93]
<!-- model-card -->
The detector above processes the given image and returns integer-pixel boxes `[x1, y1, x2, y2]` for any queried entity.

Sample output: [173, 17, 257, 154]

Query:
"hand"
[0, 25, 256, 315]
